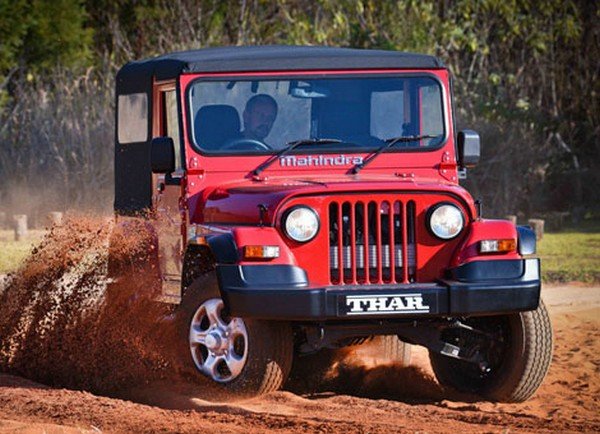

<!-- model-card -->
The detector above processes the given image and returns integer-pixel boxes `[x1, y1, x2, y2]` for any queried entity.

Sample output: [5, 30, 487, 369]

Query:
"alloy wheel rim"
[189, 298, 248, 383]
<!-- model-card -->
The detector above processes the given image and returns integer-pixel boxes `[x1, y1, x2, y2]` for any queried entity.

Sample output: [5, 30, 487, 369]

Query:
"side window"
[163, 90, 183, 173]
[117, 93, 148, 143]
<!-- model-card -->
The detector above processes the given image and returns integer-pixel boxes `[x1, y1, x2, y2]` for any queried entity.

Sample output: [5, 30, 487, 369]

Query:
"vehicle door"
[152, 81, 184, 303]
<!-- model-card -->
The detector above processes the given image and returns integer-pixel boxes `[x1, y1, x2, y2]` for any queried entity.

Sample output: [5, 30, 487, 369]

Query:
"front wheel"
[429, 301, 553, 402]
[179, 273, 293, 396]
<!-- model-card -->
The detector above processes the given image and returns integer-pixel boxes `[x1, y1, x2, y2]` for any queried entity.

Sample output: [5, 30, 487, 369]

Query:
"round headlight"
[428, 203, 464, 239]
[283, 206, 320, 242]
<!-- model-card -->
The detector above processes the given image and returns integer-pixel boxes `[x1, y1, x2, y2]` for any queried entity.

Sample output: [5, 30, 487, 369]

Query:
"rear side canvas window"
[118, 93, 148, 143]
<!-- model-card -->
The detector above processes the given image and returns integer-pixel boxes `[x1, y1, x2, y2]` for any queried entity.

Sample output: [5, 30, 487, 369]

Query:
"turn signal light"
[479, 239, 517, 253]
[243, 245, 280, 259]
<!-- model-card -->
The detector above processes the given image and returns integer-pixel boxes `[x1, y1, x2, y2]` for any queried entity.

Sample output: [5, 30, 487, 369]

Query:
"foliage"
[0, 0, 598, 218]
[0, 0, 92, 75]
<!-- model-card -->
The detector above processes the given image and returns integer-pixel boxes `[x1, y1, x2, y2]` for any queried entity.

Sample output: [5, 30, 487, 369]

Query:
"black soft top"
[116, 45, 445, 93]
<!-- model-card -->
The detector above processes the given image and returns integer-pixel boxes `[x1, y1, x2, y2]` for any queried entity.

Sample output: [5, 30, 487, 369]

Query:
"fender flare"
[182, 233, 239, 293]
[517, 225, 536, 255]
[205, 233, 239, 264]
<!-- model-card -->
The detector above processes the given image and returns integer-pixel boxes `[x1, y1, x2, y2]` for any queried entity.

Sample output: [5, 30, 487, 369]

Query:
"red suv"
[114, 46, 552, 401]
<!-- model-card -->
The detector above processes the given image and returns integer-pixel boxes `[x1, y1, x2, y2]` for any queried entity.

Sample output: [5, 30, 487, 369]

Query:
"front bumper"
[217, 259, 541, 320]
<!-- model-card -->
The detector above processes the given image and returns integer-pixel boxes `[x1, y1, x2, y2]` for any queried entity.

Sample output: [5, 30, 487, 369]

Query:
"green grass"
[538, 219, 600, 284]
[0, 230, 46, 274]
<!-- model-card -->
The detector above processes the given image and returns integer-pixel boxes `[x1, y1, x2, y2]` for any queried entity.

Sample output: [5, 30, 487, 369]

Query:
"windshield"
[188, 75, 445, 154]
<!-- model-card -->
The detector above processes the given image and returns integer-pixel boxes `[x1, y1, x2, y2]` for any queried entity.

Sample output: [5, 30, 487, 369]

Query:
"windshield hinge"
[438, 151, 457, 182]
[251, 173, 268, 182]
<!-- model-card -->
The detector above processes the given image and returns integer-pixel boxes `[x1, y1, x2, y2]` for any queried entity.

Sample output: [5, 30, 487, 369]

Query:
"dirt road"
[0, 284, 598, 433]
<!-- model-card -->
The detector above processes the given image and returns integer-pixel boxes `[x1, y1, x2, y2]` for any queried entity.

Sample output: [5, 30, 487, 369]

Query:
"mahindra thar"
[113, 46, 552, 401]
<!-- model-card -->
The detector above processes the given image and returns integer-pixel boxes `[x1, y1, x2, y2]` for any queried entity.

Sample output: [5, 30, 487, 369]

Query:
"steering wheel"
[221, 138, 272, 151]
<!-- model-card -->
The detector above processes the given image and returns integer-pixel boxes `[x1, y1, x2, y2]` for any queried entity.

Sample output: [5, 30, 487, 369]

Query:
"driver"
[241, 94, 278, 142]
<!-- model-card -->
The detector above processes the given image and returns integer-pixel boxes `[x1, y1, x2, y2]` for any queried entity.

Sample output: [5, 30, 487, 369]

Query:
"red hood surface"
[192, 174, 476, 225]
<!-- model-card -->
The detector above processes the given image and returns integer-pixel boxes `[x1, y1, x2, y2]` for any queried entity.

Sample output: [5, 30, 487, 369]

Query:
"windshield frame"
[184, 71, 449, 157]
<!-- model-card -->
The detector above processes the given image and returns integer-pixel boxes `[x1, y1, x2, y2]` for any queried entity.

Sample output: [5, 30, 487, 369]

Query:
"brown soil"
[0, 217, 598, 433]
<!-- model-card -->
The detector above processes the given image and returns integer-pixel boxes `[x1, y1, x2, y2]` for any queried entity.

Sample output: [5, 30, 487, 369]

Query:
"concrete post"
[528, 219, 545, 241]
[505, 215, 517, 225]
[13, 214, 28, 241]
[47, 211, 63, 227]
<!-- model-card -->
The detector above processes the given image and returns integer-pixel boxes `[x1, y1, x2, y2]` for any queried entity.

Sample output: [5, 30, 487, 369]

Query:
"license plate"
[339, 293, 431, 316]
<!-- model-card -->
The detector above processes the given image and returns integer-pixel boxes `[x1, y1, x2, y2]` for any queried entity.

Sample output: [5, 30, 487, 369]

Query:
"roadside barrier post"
[13, 214, 28, 241]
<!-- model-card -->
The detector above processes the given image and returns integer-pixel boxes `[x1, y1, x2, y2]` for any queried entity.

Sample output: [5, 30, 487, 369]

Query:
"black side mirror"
[457, 129, 480, 168]
[151, 137, 175, 173]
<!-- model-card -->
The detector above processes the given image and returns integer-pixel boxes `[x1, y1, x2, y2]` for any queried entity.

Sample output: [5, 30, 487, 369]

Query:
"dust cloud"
[0, 215, 180, 395]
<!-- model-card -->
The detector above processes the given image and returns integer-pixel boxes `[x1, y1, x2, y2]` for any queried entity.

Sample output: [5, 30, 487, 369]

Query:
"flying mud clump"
[0, 215, 181, 395]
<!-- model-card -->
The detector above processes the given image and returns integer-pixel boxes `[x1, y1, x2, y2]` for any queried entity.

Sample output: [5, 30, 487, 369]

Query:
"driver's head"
[242, 94, 278, 140]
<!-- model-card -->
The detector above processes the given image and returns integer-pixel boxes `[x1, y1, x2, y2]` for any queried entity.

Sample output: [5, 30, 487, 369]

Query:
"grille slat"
[350, 202, 357, 284]
[407, 201, 417, 280]
[337, 202, 344, 282]
[362, 202, 369, 283]
[401, 201, 409, 283]
[329, 198, 417, 285]
[388, 201, 395, 283]
[375, 201, 383, 283]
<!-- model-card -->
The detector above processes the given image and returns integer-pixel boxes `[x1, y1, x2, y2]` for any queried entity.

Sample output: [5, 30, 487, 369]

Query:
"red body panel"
[173, 69, 522, 287]
[451, 219, 520, 267]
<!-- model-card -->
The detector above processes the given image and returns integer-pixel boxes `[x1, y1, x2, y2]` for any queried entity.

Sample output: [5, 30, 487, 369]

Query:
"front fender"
[191, 225, 296, 266]
[452, 219, 521, 267]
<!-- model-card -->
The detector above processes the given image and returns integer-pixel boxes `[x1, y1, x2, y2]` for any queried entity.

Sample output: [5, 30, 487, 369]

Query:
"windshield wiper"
[351, 134, 439, 174]
[252, 138, 342, 177]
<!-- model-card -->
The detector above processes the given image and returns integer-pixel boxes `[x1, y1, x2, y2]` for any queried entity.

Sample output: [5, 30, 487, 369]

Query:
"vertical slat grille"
[329, 198, 417, 285]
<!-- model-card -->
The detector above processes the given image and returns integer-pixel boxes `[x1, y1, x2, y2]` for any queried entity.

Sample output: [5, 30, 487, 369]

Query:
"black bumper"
[217, 259, 541, 320]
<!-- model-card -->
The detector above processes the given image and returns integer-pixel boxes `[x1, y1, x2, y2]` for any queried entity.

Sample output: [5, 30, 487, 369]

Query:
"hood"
[193, 174, 475, 225]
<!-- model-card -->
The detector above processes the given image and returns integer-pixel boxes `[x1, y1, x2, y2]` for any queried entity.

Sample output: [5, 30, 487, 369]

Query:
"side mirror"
[151, 137, 175, 173]
[457, 129, 480, 168]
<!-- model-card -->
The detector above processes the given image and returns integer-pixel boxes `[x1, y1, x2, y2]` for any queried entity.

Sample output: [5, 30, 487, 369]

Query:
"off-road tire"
[178, 273, 293, 396]
[429, 300, 553, 402]
[379, 335, 412, 365]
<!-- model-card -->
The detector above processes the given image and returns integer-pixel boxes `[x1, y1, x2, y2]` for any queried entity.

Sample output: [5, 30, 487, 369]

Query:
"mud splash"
[329, 361, 446, 402]
[288, 342, 450, 403]
[0, 215, 179, 395]
[1, 215, 448, 405]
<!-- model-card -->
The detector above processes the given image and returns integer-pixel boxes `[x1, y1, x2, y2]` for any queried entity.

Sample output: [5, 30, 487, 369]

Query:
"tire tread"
[381, 335, 412, 366]
[255, 321, 293, 394]
[429, 301, 553, 403]
[507, 301, 553, 402]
